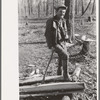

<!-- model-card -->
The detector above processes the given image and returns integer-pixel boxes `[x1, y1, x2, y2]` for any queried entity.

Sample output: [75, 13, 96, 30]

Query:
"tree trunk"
[28, 0, 29, 15]
[65, 0, 75, 43]
[38, 2, 40, 18]
[53, 0, 54, 16]
[75, 0, 78, 15]
[65, 0, 70, 19]
[46, 0, 48, 16]
[43, 1, 45, 12]
[91, 0, 95, 14]
[81, 0, 84, 15]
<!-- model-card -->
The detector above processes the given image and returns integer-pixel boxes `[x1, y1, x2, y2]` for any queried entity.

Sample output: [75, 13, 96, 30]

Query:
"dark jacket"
[45, 16, 71, 49]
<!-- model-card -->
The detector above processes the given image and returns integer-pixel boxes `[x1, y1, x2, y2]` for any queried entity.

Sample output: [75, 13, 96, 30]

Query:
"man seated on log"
[44, 4, 94, 82]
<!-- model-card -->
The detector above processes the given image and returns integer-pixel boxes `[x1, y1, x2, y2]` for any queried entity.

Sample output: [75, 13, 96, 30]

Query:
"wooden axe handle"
[42, 50, 54, 84]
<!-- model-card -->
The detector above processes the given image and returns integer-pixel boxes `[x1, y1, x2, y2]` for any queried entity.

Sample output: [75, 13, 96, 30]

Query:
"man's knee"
[62, 53, 69, 60]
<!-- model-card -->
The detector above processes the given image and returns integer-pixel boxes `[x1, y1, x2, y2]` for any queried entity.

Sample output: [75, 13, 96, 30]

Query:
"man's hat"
[54, 4, 68, 11]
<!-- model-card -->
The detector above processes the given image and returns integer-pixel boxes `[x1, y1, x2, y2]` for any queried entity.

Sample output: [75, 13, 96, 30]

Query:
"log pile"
[20, 82, 85, 99]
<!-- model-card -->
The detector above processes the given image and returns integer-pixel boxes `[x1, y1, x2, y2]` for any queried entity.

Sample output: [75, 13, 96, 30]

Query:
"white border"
[96, 0, 99, 100]
[1, 0, 99, 100]
[2, 0, 19, 100]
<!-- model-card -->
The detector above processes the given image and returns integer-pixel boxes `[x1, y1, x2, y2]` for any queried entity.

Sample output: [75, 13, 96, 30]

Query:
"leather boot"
[62, 60, 72, 81]
[57, 67, 62, 75]
[57, 57, 62, 75]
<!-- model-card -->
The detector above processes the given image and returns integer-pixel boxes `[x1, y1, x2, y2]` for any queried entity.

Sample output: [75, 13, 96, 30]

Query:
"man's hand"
[65, 34, 69, 40]
[51, 47, 55, 51]
[65, 42, 74, 47]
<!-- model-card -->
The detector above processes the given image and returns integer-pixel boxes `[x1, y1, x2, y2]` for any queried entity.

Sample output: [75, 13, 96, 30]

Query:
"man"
[45, 4, 72, 81]
[45, 4, 95, 81]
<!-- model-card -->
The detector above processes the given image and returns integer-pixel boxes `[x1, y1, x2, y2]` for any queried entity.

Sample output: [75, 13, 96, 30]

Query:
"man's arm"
[45, 18, 53, 49]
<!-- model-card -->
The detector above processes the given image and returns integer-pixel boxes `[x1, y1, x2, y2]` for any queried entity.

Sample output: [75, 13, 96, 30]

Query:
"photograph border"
[1, 0, 99, 100]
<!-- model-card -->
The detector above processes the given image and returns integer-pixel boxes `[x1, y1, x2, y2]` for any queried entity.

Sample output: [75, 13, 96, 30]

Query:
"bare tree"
[81, 0, 84, 15]
[46, 0, 49, 16]
[81, 0, 92, 16]
[43, 1, 46, 12]
[27, 0, 30, 16]
[65, 0, 75, 42]
[91, 0, 95, 14]
[38, 1, 40, 18]
[75, 0, 78, 15]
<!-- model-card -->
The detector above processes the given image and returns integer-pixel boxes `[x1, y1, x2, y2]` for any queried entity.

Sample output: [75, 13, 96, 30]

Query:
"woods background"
[18, 0, 96, 20]
[19, 1, 97, 99]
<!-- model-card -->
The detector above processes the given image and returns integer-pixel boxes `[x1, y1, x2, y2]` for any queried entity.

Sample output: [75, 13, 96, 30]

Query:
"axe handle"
[42, 50, 54, 84]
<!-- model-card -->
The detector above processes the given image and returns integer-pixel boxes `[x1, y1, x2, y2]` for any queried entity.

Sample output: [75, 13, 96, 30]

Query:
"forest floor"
[19, 18, 97, 100]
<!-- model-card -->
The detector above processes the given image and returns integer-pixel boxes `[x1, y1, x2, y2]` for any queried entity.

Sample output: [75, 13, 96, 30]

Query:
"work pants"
[54, 44, 69, 80]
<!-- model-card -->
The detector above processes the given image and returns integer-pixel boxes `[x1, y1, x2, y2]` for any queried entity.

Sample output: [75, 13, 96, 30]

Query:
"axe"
[42, 50, 55, 84]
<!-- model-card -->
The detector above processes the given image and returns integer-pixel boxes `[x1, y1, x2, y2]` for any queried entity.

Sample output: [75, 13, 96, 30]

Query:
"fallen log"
[20, 93, 72, 100]
[71, 63, 81, 82]
[20, 93, 72, 99]
[19, 75, 64, 86]
[20, 82, 85, 98]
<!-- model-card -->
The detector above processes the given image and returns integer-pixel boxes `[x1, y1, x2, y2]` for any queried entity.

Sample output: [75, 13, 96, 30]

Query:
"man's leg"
[57, 55, 62, 75]
[54, 44, 72, 81]
[62, 59, 70, 81]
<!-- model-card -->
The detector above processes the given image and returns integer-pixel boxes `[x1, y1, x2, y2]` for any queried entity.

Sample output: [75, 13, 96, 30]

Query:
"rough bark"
[20, 82, 85, 95]
[81, 0, 84, 15]
[75, 0, 78, 15]
[67, 0, 75, 42]
[20, 75, 63, 86]
[91, 0, 95, 14]
[38, 2, 40, 18]
[46, 0, 48, 16]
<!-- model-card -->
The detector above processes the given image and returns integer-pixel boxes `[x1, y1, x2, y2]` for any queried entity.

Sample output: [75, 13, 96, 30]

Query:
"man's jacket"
[45, 16, 72, 49]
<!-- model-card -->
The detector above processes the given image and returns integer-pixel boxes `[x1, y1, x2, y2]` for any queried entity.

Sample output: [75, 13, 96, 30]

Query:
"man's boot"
[57, 57, 62, 75]
[62, 60, 72, 81]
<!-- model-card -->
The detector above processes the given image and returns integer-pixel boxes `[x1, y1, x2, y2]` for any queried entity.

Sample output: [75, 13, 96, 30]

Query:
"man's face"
[56, 8, 66, 19]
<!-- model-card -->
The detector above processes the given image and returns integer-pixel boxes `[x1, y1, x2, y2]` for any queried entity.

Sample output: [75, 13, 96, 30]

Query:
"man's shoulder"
[46, 17, 54, 23]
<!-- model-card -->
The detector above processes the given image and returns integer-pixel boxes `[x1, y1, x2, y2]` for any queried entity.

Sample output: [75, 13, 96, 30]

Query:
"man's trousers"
[54, 44, 70, 80]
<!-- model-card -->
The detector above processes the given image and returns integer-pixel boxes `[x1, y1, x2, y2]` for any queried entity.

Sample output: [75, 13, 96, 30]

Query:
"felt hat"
[54, 4, 68, 11]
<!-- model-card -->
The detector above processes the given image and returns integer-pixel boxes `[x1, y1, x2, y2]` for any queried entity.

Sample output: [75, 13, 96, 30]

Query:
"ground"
[19, 18, 97, 100]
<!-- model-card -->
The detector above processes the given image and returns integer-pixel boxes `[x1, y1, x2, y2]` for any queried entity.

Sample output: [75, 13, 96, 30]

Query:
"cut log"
[72, 64, 81, 82]
[20, 82, 85, 98]
[19, 75, 64, 86]
[20, 93, 72, 99]
[62, 96, 71, 100]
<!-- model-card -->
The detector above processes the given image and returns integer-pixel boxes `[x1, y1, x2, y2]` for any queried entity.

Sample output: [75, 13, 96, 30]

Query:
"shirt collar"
[53, 15, 66, 22]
